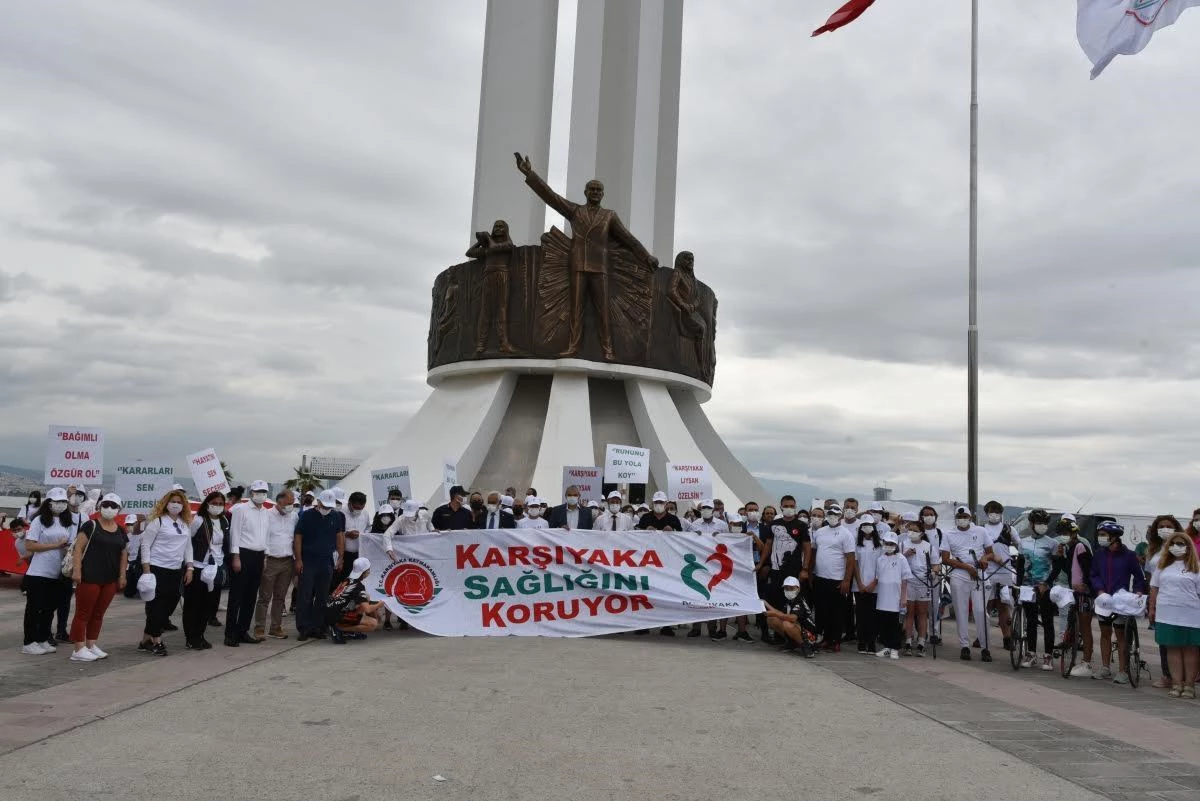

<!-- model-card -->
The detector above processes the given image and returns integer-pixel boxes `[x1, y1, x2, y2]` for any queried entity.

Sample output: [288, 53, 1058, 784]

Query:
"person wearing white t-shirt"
[811, 506, 856, 652]
[685, 499, 729, 536]
[901, 517, 934, 656]
[19, 489, 75, 655]
[1149, 532, 1200, 699]
[940, 506, 993, 661]
[852, 516, 882, 654]
[517, 499, 549, 529]
[593, 491, 634, 532]
[874, 534, 912, 659]
[980, 500, 1018, 653]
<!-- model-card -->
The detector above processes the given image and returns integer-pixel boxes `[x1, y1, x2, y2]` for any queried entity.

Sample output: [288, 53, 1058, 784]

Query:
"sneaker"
[297, 632, 310, 643]
[916, 643, 926, 658]
[253, 627, 266, 639]
[223, 637, 240, 647]
[875, 648, 890, 658]
[1041, 656, 1053, 672]
[981, 649, 993, 663]
[1020, 654, 1036, 669]
[40, 640, 57, 653]
[1182, 686, 1196, 700]
[383, 620, 394, 631]
[1095, 665, 1113, 680]
[1003, 636, 1013, 651]
[137, 640, 153, 654]
[267, 628, 288, 640]
[687, 628, 701, 638]
[330, 628, 347, 645]
[889, 649, 900, 660]
[88, 645, 108, 659]
[902, 643, 913, 656]
[151, 642, 167, 657]
[1069, 663, 1093, 678]
[20, 643, 48, 655]
[163, 621, 178, 632]
[239, 633, 264, 645]
[709, 630, 728, 642]
[1112, 672, 1130, 685]
[70, 648, 98, 662]
[1152, 676, 1173, 689]
[348, 632, 368, 641]
[734, 631, 755, 643]
[960, 647, 971, 661]
[200, 639, 213, 650]
[185, 640, 205, 650]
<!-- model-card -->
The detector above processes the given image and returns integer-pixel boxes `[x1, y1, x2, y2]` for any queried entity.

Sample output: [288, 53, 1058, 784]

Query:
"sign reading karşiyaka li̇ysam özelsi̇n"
[364, 529, 762, 636]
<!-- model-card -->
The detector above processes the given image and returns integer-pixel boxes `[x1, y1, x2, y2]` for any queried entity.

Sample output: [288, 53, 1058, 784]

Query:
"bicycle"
[1059, 600, 1082, 679]
[1009, 591, 1025, 670]
[1108, 614, 1150, 688]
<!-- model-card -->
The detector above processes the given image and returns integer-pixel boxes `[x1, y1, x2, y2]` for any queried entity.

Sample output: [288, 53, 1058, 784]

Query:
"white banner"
[562, 465, 603, 503]
[45, 425, 104, 485]
[667, 462, 711, 503]
[442, 460, 458, 501]
[603, 444, 649, 484]
[371, 466, 412, 509]
[114, 463, 175, 513]
[187, 448, 230, 498]
[371, 529, 762, 637]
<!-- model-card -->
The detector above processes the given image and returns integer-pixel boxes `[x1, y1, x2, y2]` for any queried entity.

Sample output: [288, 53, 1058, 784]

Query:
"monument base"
[339, 359, 765, 508]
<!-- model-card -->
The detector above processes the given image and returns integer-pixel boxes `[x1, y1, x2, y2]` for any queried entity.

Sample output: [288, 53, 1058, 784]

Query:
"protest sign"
[115, 463, 175, 512]
[371, 529, 762, 636]
[666, 462, 711, 503]
[187, 448, 230, 497]
[443, 460, 458, 501]
[371, 466, 412, 509]
[45, 425, 104, 485]
[603, 444, 650, 484]
[561, 465, 602, 503]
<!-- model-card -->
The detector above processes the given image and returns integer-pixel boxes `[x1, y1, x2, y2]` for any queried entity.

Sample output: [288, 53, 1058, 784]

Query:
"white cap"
[587, 500, 600, 509]
[402, 500, 421, 516]
[377, 503, 395, 516]
[332, 487, 348, 502]
[955, 505, 972, 517]
[698, 499, 713, 509]
[524, 494, 537, 507]
[47, 487, 68, 501]
[782, 576, 801, 588]
[171, 483, 185, 491]
[250, 480, 269, 492]
[200, 564, 218, 591]
[900, 511, 919, 522]
[726, 513, 743, 524]
[1060, 512, 1077, 523]
[532, 497, 547, 507]
[100, 492, 123, 507]
[607, 490, 623, 501]
[123, 514, 138, 526]
[652, 491, 668, 503]
[881, 532, 900, 545]
[317, 490, 338, 508]
[349, 557, 371, 580]
[137, 573, 157, 602]
[500, 495, 514, 507]
[857, 514, 875, 525]
[1094, 593, 1114, 618]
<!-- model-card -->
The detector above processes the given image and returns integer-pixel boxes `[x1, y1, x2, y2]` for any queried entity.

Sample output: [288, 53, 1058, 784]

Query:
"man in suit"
[547, 485, 594, 531]
[476, 491, 515, 530]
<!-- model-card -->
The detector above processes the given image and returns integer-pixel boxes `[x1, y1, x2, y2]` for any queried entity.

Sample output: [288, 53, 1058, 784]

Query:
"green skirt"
[1155, 621, 1200, 647]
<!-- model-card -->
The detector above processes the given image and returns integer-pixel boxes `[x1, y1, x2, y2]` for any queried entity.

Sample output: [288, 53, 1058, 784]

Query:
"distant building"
[873, 486, 893, 502]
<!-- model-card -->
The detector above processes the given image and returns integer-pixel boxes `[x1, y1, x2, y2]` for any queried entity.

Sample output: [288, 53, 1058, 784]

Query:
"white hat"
[200, 564, 218, 591]
[587, 500, 600, 509]
[1093, 593, 1115, 618]
[250, 480, 269, 492]
[532, 497, 547, 507]
[607, 490, 623, 500]
[122, 514, 138, 526]
[524, 494, 537, 507]
[171, 483, 185, 491]
[349, 557, 371, 580]
[880, 532, 900, 545]
[401, 499, 420, 516]
[500, 494, 514, 507]
[1060, 513, 1077, 523]
[698, 499, 713, 509]
[900, 511, 919, 522]
[782, 576, 801, 588]
[726, 513, 743, 524]
[1048, 585, 1074, 610]
[46, 487, 68, 501]
[137, 573, 157, 602]
[317, 490, 338, 508]
[377, 503, 395, 516]
[955, 505, 972, 517]
[100, 492, 123, 507]
[651, 491, 668, 503]
[857, 514, 875, 525]
[867, 502, 885, 513]
[332, 487, 348, 502]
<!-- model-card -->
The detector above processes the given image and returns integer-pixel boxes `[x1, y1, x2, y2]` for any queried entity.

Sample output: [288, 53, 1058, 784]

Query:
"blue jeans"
[295, 556, 334, 635]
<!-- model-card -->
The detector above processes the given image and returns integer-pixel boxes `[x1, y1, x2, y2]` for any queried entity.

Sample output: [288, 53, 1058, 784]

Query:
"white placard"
[187, 448, 230, 498]
[442, 460, 459, 501]
[562, 466, 603, 503]
[115, 463, 175, 512]
[603, 444, 650, 484]
[371, 466, 413, 509]
[667, 462, 711, 504]
[45, 425, 104, 485]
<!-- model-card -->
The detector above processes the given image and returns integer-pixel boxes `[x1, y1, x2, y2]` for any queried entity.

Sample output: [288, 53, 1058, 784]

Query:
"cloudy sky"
[2, 1, 1198, 514]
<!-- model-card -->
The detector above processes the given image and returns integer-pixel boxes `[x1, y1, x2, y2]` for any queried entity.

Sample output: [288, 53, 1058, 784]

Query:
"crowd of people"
[7, 482, 1200, 698]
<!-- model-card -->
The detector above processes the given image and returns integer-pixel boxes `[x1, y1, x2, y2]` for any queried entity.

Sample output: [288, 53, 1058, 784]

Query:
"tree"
[284, 465, 323, 495]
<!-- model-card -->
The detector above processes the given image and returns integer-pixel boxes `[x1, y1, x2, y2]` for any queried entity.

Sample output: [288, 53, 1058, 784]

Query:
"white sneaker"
[88, 645, 108, 659]
[40, 641, 57, 653]
[1041, 656, 1054, 671]
[21, 643, 48, 655]
[1069, 662, 1093, 678]
[1020, 654, 1036, 669]
[889, 649, 900, 660]
[70, 648, 98, 662]
[1095, 665, 1113, 680]
[875, 648, 890, 658]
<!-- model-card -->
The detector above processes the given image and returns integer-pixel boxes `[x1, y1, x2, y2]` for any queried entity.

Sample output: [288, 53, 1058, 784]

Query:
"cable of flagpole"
[967, 0, 980, 517]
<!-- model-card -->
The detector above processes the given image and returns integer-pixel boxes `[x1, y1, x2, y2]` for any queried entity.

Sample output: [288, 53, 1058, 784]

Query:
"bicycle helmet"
[1096, 520, 1124, 537]
[1028, 508, 1051, 525]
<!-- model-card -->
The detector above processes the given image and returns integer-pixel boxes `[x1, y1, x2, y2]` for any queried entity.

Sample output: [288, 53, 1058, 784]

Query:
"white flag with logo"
[1078, 0, 1198, 79]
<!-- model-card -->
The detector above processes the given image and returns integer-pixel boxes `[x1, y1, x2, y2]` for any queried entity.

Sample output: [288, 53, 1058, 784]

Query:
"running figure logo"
[680, 544, 735, 600]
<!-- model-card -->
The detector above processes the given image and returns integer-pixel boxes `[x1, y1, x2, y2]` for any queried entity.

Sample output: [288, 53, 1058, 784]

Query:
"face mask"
[780, 506, 796, 518]
[1158, 527, 1176, 538]
[608, 503, 620, 514]
[747, 511, 761, 523]
[1033, 524, 1048, 536]
[50, 501, 68, 514]
[471, 500, 484, 510]
[418, 509, 430, 520]
[529, 508, 543, 519]
[318, 507, 332, 517]
[955, 518, 971, 530]
[987, 513, 1002, 524]
[71, 496, 84, 507]
[100, 507, 119, 521]
[208, 504, 226, 516]
[844, 509, 858, 520]
[783, 589, 800, 601]
[1193, 519, 1200, 530]
[251, 492, 267, 505]
[883, 544, 898, 555]
[1096, 535, 1110, 547]
[923, 515, 936, 526]
[908, 531, 922, 542]
[1168, 543, 1188, 557]
[277, 504, 292, 515]
[380, 516, 394, 527]
[653, 503, 666, 514]
[860, 526, 874, 536]
[566, 496, 579, 507]
[167, 502, 184, 515]
[701, 509, 714, 521]
[486, 503, 499, 514]
[811, 517, 824, 527]
[827, 515, 841, 526]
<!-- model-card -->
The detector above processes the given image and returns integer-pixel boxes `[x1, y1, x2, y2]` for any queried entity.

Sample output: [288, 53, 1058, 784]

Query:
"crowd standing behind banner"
[7, 480, 1200, 698]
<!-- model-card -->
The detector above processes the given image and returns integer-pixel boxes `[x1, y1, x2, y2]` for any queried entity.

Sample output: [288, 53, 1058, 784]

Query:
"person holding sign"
[68, 493, 129, 662]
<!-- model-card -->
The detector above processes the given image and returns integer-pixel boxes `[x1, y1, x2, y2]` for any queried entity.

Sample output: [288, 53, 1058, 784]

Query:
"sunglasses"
[99, 502, 121, 510]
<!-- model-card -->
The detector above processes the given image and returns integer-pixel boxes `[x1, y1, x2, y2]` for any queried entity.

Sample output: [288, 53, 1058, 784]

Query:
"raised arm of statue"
[608, 213, 658, 269]
[514, 152, 575, 219]
[466, 233, 488, 260]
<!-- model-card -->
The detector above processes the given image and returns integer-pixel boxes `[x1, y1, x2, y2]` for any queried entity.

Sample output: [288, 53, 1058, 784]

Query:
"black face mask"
[470, 500, 485, 511]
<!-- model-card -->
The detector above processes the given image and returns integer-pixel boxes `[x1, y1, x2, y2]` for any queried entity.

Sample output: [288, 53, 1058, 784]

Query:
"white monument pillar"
[470, 0, 559, 246]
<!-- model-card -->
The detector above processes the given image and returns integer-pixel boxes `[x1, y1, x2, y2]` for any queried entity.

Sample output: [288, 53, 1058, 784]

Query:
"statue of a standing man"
[515, 152, 658, 361]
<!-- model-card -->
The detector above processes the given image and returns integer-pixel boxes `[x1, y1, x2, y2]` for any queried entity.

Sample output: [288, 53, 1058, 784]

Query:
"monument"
[341, 0, 765, 506]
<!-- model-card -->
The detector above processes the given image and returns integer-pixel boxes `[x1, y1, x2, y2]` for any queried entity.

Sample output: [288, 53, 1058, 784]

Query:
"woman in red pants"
[69, 492, 130, 662]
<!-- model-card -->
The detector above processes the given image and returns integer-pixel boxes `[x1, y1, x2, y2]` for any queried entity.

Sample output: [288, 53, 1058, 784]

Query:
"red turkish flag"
[812, 0, 877, 36]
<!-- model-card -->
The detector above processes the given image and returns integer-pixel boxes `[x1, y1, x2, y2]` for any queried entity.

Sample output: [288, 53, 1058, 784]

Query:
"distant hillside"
[0, 464, 41, 481]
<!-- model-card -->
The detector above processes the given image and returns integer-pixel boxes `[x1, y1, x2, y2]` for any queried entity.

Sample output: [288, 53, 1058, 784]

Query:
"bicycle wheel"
[1061, 609, 1079, 678]
[1009, 604, 1024, 670]
[928, 586, 938, 659]
[1124, 619, 1140, 689]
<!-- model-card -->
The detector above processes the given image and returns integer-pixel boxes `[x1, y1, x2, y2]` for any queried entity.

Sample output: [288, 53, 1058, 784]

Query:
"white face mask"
[566, 495, 579, 507]
[827, 515, 841, 526]
[277, 504, 292, 515]
[923, 515, 936, 526]
[380, 516, 394, 527]
[318, 507, 332, 516]
[783, 589, 800, 600]
[418, 509, 429, 520]
[1169, 543, 1188, 557]
[987, 513, 1002, 524]
[701, 509, 714, 521]
[1096, 535, 1110, 547]
[251, 492, 267, 505]
[955, 518, 971, 530]
[1158, 527, 1176, 538]
[1033, 524, 1048, 536]
[747, 511, 760, 523]
[50, 501, 68, 514]
[70, 496, 83, 508]
[1193, 519, 1200, 530]
[529, 507, 543, 518]
[166, 502, 184, 515]
[908, 531, 922, 542]
[859, 526, 875, 536]
[208, 504, 225, 516]
[780, 506, 796, 518]
[883, 544, 898, 555]
[100, 507, 120, 521]
[486, 503, 499, 514]
[653, 502, 666, 514]
[608, 503, 620, 514]
[844, 508, 858, 520]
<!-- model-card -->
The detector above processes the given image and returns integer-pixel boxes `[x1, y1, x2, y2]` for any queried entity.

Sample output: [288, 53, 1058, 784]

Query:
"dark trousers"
[812, 577, 845, 644]
[1023, 589, 1057, 654]
[295, 556, 334, 635]
[843, 591, 857, 640]
[876, 609, 902, 650]
[144, 566, 183, 638]
[207, 583, 223, 621]
[756, 569, 771, 635]
[56, 581, 73, 635]
[854, 592, 879, 650]
[182, 576, 215, 643]
[225, 549, 265, 639]
[23, 576, 61, 645]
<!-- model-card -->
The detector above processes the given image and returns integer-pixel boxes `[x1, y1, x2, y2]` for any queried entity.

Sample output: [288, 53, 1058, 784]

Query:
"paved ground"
[0, 577, 1195, 801]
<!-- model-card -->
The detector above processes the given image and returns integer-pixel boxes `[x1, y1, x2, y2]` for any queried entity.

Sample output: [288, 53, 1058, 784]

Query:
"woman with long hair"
[68, 493, 129, 661]
[20, 488, 76, 655]
[17, 490, 42, 522]
[1149, 532, 1200, 698]
[1185, 508, 1200, 550]
[183, 491, 227, 650]
[138, 489, 194, 656]
[902, 517, 933, 656]
[853, 516, 882, 654]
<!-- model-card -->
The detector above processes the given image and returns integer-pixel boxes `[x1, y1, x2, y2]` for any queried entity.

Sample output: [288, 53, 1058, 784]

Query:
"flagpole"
[966, 0, 980, 516]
